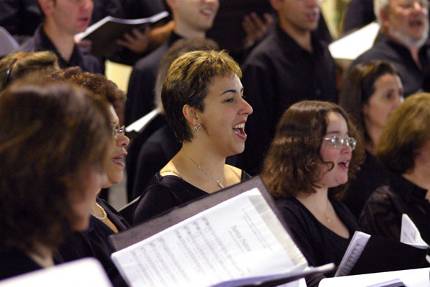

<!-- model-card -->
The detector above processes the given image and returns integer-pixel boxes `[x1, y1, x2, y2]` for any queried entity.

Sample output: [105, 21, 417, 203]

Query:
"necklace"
[92, 202, 107, 221]
[187, 156, 225, 189]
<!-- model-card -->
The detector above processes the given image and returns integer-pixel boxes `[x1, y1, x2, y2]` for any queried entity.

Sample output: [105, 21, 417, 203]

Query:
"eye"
[223, 97, 235, 103]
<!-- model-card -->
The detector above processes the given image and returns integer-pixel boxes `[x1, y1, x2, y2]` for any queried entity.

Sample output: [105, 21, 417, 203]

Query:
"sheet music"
[335, 231, 371, 277]
[319, 267, 430, 287]
[112, 188, 308, 287]
[0, 258, 112, 287]
[400, 214, 429, 249]
[328, 22, 380, 60]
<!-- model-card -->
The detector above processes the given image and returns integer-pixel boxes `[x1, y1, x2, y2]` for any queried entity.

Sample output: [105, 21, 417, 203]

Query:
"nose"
[82, 0, 93, 11]
[240, 97, 253, 116]
[115, 132, 130, 149]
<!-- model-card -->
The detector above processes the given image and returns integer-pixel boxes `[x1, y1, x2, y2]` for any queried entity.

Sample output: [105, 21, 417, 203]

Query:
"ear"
[379, 6, 391, 31]
[182, 104, 201, 127]
[38, 0, 55, 17]
[362, 102, 370, 117]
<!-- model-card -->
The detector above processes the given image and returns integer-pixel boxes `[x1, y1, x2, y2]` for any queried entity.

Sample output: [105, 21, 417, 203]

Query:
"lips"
[233, 122, 247, 140]
[112, 153, 126, 168]
[200, 7, 216, 18]
[337, 160, 350, 171]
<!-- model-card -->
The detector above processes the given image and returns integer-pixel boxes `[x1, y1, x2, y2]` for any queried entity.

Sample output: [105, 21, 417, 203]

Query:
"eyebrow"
[220, 87, 244, 96]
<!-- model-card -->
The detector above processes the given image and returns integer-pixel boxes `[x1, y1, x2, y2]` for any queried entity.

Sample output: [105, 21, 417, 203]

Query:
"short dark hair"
[261, 100, 364, 198]
[0, 81, 112, 254]
[0, 51, 59, 91]
[161, 50, 241, 142]
[154, 38, 219, 113]
[339, 60, 400, 143]
[377, 92, 430, 174]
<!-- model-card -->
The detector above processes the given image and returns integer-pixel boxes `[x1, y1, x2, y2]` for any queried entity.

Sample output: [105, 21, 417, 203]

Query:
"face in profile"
[47, 0, 94, 35]
[194, 74, 253, 157]
[271, 0, 320, 33]
[104, 105, 129, 187]
[172, 0, 219, 32]
[317, 112, 354, 189]
[384, 0, 429, 47]
[69, 165, 106, 231]
[363, 73, 404, 134]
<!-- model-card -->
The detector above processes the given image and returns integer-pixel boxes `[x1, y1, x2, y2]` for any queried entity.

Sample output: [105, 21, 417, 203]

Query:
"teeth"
[234, 123, 245, 129]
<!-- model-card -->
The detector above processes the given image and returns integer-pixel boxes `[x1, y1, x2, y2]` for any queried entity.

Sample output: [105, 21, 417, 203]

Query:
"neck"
[364, 122, 383, 155]
[28, 244, 54, 268]
[279, 22, 313, 52]
[43, 22, 75, 62]
[174, 22, 206, 39]
[297, 187, 329, 208]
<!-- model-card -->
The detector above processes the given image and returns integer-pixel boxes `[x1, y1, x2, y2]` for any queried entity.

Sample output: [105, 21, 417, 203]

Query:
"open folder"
[109, 177, 334, 287]
[75, 11, 169, 57]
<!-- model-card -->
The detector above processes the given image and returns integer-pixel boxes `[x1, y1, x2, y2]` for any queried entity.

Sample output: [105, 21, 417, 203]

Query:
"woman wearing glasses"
[360, 93, 430, 243]
[261, 100, 364, 287]
[50, 68, 130, 287]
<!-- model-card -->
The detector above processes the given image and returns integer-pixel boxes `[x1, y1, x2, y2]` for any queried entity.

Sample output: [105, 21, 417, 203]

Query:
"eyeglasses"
[2, 59, 17, 88]
[323, 135, 357, 150]
[398, 0, 428, 9]
[112, 125, 125, 137]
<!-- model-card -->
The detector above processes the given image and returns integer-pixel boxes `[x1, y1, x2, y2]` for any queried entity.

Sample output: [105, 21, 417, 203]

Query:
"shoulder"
[133, 43, 169, 71]
[243, 32, 280, 67]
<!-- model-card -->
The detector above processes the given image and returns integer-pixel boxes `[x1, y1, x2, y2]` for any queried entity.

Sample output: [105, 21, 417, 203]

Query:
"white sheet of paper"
[112, 188, 308, 287]
[401, 213, 429, 249]
[0, 258, 112, 287]
[335, 231, 371, 276]
[320, 267, 430, 287]
[329, 22, 380, 60]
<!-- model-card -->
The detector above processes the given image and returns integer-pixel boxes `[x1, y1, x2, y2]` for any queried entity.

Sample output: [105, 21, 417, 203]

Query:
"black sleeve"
[359, 187, 402, 241]
[133, 184, 178, 225]
[238, 60, 278, 175]
[0, 0, 41, 41]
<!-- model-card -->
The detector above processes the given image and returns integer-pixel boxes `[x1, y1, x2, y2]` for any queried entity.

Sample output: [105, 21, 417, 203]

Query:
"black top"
[342, 0, 374, 34]
[352, 34, 430, 96]
[239, 24, 337, 175]
[275, 196, 357, 287]
[20, 25, 103, 74]
[360, 173, 430, 243]
[134, 170, 250, 224]
[132, 124, 181, 199]
[343, 151, 390, 218]
[125, 32, 181, 126]
[0, 248, 43, 281]
[58, 198, 129, 287]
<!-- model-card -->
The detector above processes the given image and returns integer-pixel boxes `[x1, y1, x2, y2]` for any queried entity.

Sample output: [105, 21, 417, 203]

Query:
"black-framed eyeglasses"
[323, 135, 357, 150]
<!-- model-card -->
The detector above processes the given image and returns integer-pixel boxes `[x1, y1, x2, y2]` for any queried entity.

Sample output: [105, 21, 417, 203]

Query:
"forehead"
[325, 112, 348, 133]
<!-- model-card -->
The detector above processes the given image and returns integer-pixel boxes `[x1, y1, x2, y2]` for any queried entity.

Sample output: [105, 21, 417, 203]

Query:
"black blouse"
[133, 171, 250, 224]
[360, 173, 430, 243]
[343, 151, 390, 218]
[58, 197, 129, 287]
[275, 195, 358, 287]
[0, 248, 43, 281]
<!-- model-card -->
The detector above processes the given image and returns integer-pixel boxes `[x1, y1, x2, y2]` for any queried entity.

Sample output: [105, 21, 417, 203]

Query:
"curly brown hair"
[261, 100, 364, 199]
[49, 67, 126, 124]
[0, 81, 112, 254]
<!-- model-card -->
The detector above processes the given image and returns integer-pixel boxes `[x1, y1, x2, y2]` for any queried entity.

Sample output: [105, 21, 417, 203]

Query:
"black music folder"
[76, 11, 169, 57]
[207, 0, 273, 51]
[109, 177, 334, 287]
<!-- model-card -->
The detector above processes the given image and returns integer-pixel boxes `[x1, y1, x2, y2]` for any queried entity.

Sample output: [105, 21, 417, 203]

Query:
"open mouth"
[112, 154, 126, 167]
[409, 18, 424, 28]
[233, 123, 247, 140]
[200, 7, 215, 18]
[337, 160, 350, 170]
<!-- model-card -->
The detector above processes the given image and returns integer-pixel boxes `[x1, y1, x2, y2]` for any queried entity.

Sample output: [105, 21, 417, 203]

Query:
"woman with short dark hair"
[134, 50, 253, 224]
[0, 81, 112, 280]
